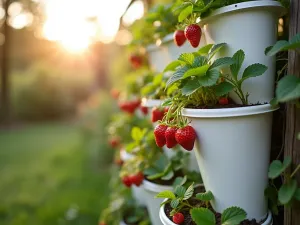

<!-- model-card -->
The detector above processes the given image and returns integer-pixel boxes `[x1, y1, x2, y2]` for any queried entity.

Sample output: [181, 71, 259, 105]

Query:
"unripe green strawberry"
[184, 24, 202, 48]
[175, 126, 196, 151]
[154, 124, 168, 147]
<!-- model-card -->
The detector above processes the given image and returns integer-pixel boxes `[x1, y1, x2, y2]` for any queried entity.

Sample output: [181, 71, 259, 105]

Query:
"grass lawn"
[0, 122, 111, 225]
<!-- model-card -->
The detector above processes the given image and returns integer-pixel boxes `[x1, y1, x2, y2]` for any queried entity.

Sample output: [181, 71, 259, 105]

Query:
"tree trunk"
[284, 0, 300, 224]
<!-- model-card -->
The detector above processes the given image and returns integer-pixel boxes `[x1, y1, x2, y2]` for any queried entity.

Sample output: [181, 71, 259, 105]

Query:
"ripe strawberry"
[152, 107, 164, 123]
[174, 30, 186, 47]
[140, 106, 148, 115]
[130, 55, 143, 69]
[165, 127, 178, 148]
[109, 137, 120, 148]
[184, 24, 202, 48]
[175, 126, 196, 151]
[132, 99, 141, 109]
[154, 124, 168, 147]
[130, 172, 144, 187]
[122, 176, 132, 187]
[173, 212, 184, 224]
[219, 97, 229, 105]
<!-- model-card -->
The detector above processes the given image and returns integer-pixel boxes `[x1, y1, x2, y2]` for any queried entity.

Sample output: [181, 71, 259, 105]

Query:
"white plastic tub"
[159, 203, 273, 225]
[199, 0, 285, 104]
[146, 44, 170, 72]
[142, 180, 173, 225]
[182, 104, 277, 220]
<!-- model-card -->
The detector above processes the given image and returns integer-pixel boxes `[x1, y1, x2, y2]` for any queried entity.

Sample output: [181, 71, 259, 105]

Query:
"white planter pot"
[182, 104, 277, 220]
[131, 185, 146, 207]
[199, 0, 285, 104]
[161, 33, 206, 61]
[120, 221, 127, 225]
[142, 180, 173, 225]
[146, 44, 170, 72]
[159, 203, 273, 225]
[120, 149, 134, 162]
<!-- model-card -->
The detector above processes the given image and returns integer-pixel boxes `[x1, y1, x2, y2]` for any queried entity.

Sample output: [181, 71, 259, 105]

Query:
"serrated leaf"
[155, 190, 176, 200]
[196, 69, 220, 87]
[294, 188, 300, 201]
[183, 65, 210, 78]
[214, 82, 234, 96]
[162, 170, 174, 181]
[208, 43, 227, 60]
[175, 186, 186, 197]
[147, 171, 166, 180]
[164, 60, 182, 72]
[287, 33, 300, 49]
[143, 167, 159, 176]
[198, 44, 214, 55]
[210, 57, 235, 69]
[196, 191, 214, 201]
[242, 63, 268, 80]
[230, 50, 245, 80]
[178, 4, 193, 22]
[268, 157, 292, 179]
[276, 75, 300, 103]
[170, 199, 180, 208]
[181, 78, 201, 96]
[166, 66, 189, 87]
[191, 208, 216, 225]
[179, 53, 195, 65]
[221, 207, 247, 225]
[173, 176, 187, 189]
[278, 179, 297, 204]
[183, 183, 194, 200]
[131, 127, 144, 142]
[265, 40, 289, 56]
[192, 55, 208, 67]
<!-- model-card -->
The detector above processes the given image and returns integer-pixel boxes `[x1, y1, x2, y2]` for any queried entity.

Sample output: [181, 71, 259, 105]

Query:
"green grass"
[0, 122, 111, 225]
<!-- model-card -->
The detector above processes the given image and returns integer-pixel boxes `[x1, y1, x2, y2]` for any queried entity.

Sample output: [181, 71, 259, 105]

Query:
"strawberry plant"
[265, 157, 300, 214]
[156, 183, 248, 225]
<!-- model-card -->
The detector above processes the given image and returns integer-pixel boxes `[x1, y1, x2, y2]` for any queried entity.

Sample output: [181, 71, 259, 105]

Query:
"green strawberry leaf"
[179, 53, 195, 65]
[242, 63, 268, 80]
[198, 44, 214, 55]
[181, 78, 201, 96]
[196, 69, 220, 87]
[183, 183, 194, 200]
[175, 186, 186, 198]
[172, 176, 187, 189]
[294, 188, 300, 201]
[162, 170, 174, 181]
[209, 57, 235, 70]
[183, 65, 210, 78]
[221, 207, 247, 225]
[196, 191, 214, 201]
[155, 190, 176, 200]
[208, 43, 227, 60]
[230, 50, 245, 80]
[171, 199, 180, 208]
[278, 179, 298, 204]
[214, 82, 234, 97]
[268, 157, 292, 179]
[265, 40, 289, 56]
[164, 60, 183, 72]
[192, 55, 209, 67]
[178, 4, 193, 22]
[191, 208, 216, 225]
[287, 33, 300, 49]
[131, 127, 146, 142]
[264, 186, 278, 205]
[166, 66, 189, 87]
[275, 75, 300, 103]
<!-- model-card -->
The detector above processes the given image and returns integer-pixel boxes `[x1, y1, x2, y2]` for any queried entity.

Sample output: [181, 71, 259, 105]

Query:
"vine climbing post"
[284, 0, 300, 224]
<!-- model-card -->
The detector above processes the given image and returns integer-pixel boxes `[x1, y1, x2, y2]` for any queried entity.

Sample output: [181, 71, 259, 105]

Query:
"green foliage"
[278, 179, 298, 204]
[221, 207, 247, 225]
[196, 191, 214, 202]
[191, 208, 216, 225]
[268, 157, 292, 179]
[265, 34, 300, 56]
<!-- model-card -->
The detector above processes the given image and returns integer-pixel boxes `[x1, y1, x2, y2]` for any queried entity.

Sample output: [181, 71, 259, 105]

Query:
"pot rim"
[161, 33, 174, 45]
[199, 0, 285, 25]
[159, 203, 273, 225]
[141, 98, 164, 108]
[142, 179, 173, 193]
[182, 104, 278, 118]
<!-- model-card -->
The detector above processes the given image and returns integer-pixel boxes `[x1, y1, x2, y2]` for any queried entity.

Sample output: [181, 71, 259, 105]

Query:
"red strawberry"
[122, 176, 132, 187]
[109, 137, 120, 148]
[165, 127, 178, 148]
[130, 172, 144, 187]
[130, 55, 143, 69]
[140, 106, 148, 115]
[219, 97, 229, 105]
[175, 126, 196, 151]
[152, 107, 164, 123]
[184, 24, 202, 48]
[174, 30, 186, 47]
[154, 124, 168, 147]
[173, 212, 184, 224]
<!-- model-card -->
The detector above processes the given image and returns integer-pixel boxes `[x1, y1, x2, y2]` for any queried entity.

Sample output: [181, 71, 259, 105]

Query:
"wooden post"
[284, 0, 300, 224]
